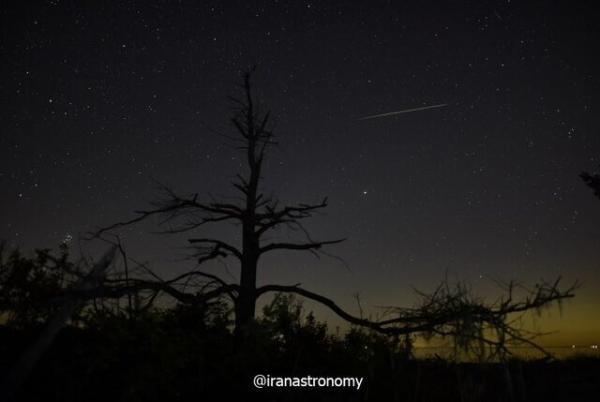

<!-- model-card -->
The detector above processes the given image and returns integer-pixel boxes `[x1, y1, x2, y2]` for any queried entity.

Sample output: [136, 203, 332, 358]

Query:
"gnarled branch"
[260, 238, 345, 254]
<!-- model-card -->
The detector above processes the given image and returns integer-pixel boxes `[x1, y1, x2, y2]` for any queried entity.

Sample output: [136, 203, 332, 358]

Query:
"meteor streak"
[358, 103, 447, 120]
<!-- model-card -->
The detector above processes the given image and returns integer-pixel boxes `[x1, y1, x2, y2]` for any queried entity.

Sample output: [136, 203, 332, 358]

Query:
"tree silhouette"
[0, 242, 79, 327]
[581, 165, 600, 200]
[2, 246, 116, 401]
[90, 70, 576, 357]
[93, 70, 344, 343]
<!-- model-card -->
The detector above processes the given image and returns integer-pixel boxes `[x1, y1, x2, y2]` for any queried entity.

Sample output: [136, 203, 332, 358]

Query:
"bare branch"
[256, 277, 577, 359]
[256, 284, 397, 333]
[260, 238, 345, 254]
[187, 238, 243, 260]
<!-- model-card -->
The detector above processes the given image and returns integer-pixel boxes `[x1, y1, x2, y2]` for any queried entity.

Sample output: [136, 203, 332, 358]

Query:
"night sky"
[2, 1, 599, 346]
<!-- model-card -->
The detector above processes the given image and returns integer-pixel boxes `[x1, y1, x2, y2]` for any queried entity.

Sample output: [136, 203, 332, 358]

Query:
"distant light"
[362, 190, 368, 195]
[571, 345, 576, 349]
[591, 345, 598, 349]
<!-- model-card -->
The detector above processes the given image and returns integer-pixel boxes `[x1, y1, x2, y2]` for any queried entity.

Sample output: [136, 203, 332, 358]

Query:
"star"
[62, 233, 73, 244]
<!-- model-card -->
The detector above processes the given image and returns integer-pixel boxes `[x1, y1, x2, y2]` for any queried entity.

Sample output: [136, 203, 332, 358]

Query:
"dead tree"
[91, 70, 576, 356]
[92, 70, 344, 341]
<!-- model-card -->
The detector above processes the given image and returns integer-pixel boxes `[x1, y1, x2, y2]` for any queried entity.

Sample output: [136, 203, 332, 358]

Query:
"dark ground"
[1, 309, 599, 402]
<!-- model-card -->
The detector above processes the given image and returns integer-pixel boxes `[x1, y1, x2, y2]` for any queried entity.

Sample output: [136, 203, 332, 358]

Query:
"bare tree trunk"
[235, 255, 257, 343]
[234, 87, 262, 343]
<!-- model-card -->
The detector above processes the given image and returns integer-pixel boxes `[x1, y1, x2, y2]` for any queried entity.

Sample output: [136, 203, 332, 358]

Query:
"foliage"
[580, 166, 600, 200]
[1, 286, 597, 402]
[0, 242, 80, 328]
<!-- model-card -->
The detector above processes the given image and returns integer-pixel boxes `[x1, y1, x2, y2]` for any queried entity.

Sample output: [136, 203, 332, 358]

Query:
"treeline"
[1, 244, 598, 402]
